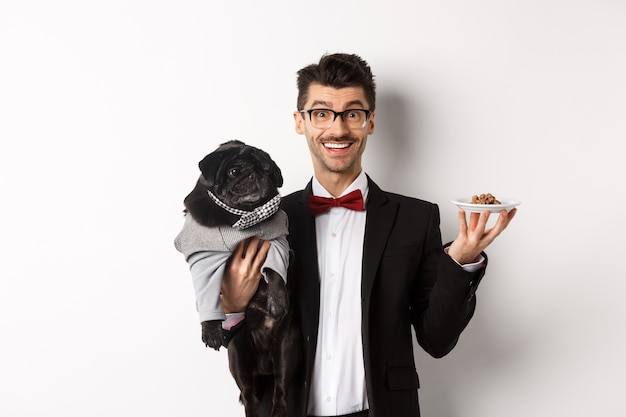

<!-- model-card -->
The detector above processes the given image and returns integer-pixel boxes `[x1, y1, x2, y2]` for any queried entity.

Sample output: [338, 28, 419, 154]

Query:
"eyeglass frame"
[299, 108, 372, 129]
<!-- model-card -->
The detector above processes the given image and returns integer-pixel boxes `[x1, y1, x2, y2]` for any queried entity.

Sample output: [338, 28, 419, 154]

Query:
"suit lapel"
[360, 178, 397, 408]
[297, 183, 321, 331]
[289, 182, 322, 360]
[362, 177, 398, 316]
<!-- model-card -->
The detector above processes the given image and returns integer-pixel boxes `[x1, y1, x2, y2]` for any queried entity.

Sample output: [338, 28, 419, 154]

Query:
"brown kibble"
[471, 193, 501, 205]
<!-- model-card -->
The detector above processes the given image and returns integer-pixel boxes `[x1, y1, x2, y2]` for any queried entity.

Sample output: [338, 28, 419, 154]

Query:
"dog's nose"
[248, 173, 257, 180]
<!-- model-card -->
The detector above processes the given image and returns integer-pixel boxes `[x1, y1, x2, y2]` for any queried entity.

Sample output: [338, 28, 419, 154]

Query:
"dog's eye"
[228, 168, 240, 177]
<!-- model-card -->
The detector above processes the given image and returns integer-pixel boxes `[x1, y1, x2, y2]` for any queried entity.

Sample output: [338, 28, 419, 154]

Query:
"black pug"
[175, 140, 301, 417]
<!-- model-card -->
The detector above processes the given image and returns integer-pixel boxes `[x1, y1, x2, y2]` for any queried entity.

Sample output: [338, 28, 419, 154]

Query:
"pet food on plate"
[471, 193, 501, 205]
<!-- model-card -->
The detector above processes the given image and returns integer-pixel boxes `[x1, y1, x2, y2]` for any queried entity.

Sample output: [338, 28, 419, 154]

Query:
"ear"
[198, 151, 225, 188]
[367, 110, 375, 135]
[268, 156, 283, 188]
[253, 147, 283, 188]
[294, 111, 305, 134]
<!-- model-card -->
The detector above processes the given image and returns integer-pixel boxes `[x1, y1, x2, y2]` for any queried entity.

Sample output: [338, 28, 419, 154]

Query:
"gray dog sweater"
[174, 210, 290, 323]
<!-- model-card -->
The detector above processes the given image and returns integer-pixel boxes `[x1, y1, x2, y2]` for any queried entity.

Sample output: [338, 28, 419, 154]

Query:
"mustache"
[320, 135, 355, 142]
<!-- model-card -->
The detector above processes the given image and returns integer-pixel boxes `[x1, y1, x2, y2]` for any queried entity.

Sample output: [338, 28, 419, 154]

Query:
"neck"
[314, 169, 362, 197]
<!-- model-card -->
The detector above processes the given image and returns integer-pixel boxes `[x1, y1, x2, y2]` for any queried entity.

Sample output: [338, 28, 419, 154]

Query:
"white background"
[1, 1, 625, 416]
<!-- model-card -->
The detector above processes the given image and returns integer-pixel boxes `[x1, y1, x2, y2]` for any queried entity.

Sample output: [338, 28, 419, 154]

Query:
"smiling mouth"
[323, 142, 351, 149]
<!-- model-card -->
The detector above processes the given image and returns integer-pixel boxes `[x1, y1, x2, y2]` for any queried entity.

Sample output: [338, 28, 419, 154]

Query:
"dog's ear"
[253, 147, 283, 188]
[267, 155, 283, 188]
[199, 140, 246, 188]
[198, 152, 222, 189]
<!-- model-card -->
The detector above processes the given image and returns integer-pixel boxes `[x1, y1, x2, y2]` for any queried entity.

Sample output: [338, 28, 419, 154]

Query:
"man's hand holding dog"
[221, 236, 271, 314]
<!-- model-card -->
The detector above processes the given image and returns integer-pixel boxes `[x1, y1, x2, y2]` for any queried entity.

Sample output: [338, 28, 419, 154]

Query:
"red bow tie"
[308, 189, 365, 215]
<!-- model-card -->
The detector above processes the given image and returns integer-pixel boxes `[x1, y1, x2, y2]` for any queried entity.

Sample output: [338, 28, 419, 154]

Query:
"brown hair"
[296, 53, 376, 111]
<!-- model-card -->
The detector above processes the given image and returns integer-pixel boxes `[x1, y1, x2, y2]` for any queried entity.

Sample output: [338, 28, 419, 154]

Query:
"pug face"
[198, 140, 283, 211]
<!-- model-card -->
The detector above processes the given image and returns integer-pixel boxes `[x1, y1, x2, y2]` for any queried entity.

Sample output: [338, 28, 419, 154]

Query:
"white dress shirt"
[308, 171, 370, 416]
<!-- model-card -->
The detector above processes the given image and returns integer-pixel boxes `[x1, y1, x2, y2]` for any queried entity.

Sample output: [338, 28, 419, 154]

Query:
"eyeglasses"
[299, 108, 371, 129]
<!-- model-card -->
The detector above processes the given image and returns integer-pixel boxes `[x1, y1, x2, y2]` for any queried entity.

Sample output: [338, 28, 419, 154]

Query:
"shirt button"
[326, 396, 332, 402]
[331, 232, 337, 238]
[326, 354, 332, 360]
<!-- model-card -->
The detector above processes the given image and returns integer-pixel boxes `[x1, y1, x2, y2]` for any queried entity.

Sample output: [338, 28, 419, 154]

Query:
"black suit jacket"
[281, 176, 486, 417]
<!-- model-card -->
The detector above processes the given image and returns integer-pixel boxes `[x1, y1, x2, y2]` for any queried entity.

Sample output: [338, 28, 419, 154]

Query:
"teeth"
[324, 142, 350, 149]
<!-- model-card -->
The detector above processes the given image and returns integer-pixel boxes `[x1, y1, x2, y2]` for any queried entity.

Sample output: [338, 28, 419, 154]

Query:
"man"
[221, 53, 517, 417]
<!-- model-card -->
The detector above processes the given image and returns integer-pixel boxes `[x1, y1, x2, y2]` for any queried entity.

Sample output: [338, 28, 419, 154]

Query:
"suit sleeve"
[411, 204, 487, 358]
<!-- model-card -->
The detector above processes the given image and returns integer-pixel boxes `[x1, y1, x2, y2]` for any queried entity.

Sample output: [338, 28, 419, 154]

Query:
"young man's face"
[294, 83, 375, 183]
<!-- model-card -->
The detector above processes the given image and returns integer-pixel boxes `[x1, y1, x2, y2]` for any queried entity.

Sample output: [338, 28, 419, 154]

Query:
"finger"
[491, 208, 516, 233]
[499, 208, 517, 231]
[250, 240, 271, 272]
[469, 211, 485, 230]
[255, 237, 266, 254]
[239, 236, 265, 260]
[458, 209, 468, 235]
[477, 210, 491, 232]
[232, 238, 249, 260]
[242, 237, 268, 261]
[241, 237, 254, 259]
[481, 209, 516, 243]
[506, 207, 518, 224]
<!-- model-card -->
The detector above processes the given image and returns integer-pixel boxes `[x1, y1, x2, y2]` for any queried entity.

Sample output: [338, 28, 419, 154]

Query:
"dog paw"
[201, 320, 223, 351]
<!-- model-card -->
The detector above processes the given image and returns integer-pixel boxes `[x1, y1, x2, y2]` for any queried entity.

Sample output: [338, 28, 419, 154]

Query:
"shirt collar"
[312, 171, 369, 203]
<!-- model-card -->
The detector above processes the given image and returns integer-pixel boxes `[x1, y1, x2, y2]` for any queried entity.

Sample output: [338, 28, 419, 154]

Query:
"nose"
[326, 114, 350, 136]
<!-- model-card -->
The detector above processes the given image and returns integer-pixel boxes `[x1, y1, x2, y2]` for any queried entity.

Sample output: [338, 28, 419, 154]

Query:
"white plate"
[451, 197, 521, 213]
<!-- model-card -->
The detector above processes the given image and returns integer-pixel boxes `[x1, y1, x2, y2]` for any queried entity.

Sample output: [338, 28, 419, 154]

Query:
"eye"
[228, 168, 240, 177]
[312, 109, 331, 120]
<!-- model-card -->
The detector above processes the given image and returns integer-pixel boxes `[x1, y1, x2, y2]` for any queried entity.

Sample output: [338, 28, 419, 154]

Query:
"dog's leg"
[201, 320, 223, 350]
[228, 333, 263, 417]
[265, 270, 288, 319]
[269, 315, 302, 417]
